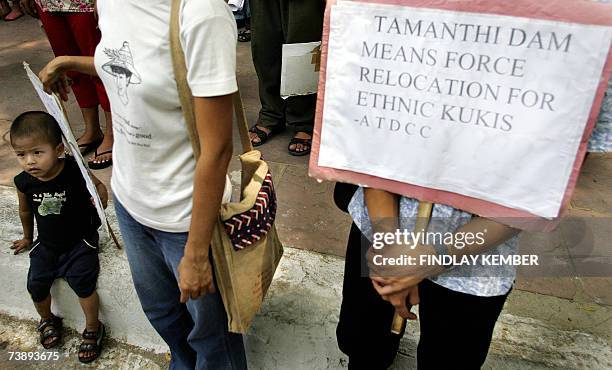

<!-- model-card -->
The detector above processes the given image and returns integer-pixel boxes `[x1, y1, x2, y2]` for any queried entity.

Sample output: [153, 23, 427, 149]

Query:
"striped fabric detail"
[224, 171, 277, 251]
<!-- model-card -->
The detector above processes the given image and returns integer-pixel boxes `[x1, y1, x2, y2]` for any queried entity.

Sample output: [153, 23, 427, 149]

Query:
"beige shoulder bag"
[169, 0, 284, 334]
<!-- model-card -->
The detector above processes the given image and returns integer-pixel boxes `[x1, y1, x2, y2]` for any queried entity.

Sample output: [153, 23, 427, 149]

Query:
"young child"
[10, 111, 108, 363]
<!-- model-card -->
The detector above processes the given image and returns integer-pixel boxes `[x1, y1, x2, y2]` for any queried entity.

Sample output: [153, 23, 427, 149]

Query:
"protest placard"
[309, 0, 612, 231]
[23, 62, 109, 236]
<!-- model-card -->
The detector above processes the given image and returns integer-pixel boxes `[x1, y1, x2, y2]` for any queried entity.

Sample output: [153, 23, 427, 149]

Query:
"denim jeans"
[114, 196, 247, 370]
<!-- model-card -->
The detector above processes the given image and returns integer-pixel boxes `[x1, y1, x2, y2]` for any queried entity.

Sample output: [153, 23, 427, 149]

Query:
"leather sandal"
[249, 124, 284, 147]
[288, 137, 312, 156]
[88, 149, 113, 170]
[37, 315, 63, 349]
[78, 322, 105, 364]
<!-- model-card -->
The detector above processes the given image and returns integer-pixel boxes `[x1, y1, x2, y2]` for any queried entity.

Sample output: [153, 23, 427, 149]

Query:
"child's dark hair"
[10, 111, 62, 147]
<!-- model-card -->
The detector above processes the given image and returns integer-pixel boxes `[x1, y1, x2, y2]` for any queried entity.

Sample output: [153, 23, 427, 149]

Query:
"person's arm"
[38, 56, 97, 101]
[365, 188, 399, 231]
[90, 173, 108, 209]
[12, 190, 33, 254]
[178, 94, 234, 303]
[364, 188, 418, 319]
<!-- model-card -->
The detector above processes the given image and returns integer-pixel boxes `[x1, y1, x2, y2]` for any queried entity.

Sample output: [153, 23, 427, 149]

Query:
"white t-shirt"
[94, 0, 237, 232]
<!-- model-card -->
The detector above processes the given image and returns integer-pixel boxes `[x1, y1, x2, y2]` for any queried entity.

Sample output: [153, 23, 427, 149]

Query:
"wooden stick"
[390, 201, 433, 335]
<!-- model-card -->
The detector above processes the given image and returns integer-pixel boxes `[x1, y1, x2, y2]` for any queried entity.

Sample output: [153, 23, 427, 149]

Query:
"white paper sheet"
[319, 2, 612, 218]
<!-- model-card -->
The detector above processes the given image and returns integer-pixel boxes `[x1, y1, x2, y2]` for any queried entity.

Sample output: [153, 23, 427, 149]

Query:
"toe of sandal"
[37, 315, 63, 349]
[88, 150, 113, 170]
[288, 137, 312, 156]
[78, 323, 105, 364]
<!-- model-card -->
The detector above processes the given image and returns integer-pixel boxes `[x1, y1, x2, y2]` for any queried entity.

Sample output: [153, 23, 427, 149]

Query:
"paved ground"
[1, 16, 611, 369]
[1, 247, 611, 369]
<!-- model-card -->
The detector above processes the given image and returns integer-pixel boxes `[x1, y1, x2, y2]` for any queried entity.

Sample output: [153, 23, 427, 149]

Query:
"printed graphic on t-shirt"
[102, 41, 141, 105]
[33, 191, 66, 216]
[113, 112, 153, 148]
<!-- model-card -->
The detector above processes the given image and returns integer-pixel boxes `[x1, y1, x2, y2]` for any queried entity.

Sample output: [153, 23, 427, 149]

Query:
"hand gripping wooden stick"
[390, 201, 434, 335]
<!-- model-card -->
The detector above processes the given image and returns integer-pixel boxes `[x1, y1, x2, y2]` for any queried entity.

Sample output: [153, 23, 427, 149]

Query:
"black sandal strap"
[41, 331, 59, 344]
[82, 331, 98, 340]
[38, 316, 62, 348]
[79, 343, 98, 351]
[288, 137, 312, 146]
[37, 315, 62, 333]
[249, 126, 269, 142]
[79, 323, 105, 363]
[82, 323, 105, 342]
[37, 319, 53, 332]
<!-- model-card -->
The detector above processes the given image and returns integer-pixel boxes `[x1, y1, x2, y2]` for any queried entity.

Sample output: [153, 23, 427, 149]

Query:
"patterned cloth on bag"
[35, 0, 93, 13]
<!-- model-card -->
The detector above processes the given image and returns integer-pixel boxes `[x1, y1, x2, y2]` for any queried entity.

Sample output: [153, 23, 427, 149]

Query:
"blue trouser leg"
[114, 197, 246, 370]
[156, 231, 247, 370]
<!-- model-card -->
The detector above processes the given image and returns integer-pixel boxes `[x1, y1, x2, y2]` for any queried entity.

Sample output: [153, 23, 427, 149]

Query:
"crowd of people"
[6, 0, 611, 369]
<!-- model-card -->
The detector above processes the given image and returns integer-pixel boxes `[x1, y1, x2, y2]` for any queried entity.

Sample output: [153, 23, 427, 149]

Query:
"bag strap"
[169, 0, 253, 157]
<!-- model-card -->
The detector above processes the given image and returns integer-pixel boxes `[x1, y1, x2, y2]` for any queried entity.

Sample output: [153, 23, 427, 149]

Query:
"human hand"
[20, 0, 38, 18]
[372, 281, 419, 319]
[178, 247, 216, 303]
[371, 274, 423, 297]
[11, 238, 32, 255]
[367, 241, 441, 281]
[39, 57, 71, 101]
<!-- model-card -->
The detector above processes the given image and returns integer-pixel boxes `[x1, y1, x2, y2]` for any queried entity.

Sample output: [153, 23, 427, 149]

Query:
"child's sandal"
[78, 322, 105, 363]
[37, 315, 63, 349]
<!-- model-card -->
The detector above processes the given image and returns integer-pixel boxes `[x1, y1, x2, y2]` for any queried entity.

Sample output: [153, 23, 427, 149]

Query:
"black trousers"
[334, 184, 510, 370]
[250, 0, 324, 132]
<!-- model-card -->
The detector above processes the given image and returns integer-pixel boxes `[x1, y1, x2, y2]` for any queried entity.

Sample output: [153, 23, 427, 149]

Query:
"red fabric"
[37, 6, 110, 111]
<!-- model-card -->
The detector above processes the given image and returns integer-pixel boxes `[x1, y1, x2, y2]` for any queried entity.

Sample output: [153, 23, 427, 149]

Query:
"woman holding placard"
[334, 184, 519, 369]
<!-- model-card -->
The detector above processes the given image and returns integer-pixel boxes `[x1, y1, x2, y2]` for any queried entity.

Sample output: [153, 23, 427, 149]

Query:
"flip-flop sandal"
[288, 137, 312, 156]
[249, 125, 283, 147]
[88, 149, 113, 170]
[37, 315, 63, 349]
[3, 10, 23, 21]
[78, 322, 105, 364]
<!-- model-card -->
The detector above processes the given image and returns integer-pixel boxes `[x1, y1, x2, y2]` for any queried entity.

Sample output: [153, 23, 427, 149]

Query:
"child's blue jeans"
[114, 196, 246, 370]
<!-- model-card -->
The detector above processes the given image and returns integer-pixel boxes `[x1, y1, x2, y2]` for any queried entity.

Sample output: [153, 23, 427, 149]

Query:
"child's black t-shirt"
[14, 158, 101, 254]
